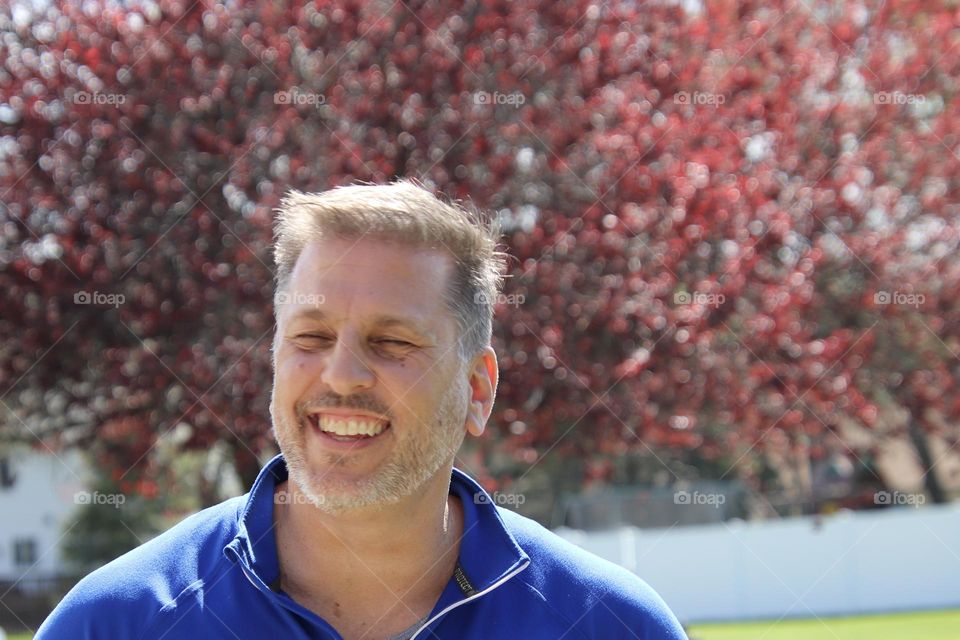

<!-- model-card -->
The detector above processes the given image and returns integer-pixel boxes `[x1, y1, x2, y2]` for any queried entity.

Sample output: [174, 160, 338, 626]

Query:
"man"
[37, 181, 687, 639]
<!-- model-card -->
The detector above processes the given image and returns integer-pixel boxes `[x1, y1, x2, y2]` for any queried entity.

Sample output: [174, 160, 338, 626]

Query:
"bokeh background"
[1, 0, 959, 637]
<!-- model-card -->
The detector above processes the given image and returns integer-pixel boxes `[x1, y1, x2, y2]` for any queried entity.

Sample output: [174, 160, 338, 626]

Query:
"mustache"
[295, 393, 392, 420]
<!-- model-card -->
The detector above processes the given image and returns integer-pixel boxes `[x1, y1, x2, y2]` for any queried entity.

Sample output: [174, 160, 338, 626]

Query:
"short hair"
[272, 179, 508, 361]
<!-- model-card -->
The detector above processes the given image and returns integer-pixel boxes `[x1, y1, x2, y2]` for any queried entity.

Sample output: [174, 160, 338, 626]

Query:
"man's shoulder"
[84, 493, 245, 589]
[36, 495, 246, 639]
[496, 505, 652, 593]
[495, 507, 687, 639]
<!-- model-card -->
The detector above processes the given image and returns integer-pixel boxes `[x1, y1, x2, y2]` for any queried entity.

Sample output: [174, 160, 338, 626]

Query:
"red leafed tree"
[1, 0, 958, 511]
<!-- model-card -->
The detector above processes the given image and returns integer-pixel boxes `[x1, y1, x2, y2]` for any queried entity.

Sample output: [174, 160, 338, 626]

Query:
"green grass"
[687, 609, 960, 640]
[7, 609, 959, 639]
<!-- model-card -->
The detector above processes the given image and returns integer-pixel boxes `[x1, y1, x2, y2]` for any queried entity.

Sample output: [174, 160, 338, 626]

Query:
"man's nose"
[320, 335, 376, 396]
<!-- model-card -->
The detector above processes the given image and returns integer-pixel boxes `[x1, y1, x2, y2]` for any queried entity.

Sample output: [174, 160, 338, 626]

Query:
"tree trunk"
[906, 414, 947, 504]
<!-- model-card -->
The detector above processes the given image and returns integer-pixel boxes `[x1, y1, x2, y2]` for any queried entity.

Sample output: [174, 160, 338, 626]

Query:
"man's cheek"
[275, 355, 311, 390]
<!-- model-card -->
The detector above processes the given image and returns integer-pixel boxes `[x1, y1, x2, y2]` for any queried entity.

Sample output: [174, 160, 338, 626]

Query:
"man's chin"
[294, 469, 393, 513]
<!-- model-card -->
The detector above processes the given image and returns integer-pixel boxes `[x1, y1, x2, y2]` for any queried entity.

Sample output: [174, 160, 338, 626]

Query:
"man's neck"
[273, 471, 464, 639]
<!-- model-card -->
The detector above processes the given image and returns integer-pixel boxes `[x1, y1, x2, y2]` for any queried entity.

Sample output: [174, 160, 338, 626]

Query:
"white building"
[0, 446, 86, 587]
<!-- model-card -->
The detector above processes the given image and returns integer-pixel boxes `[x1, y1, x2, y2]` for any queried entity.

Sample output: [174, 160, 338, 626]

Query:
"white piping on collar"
[410, 559, 531, 639]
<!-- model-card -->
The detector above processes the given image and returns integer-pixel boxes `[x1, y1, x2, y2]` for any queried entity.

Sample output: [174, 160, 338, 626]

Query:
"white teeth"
[316, 415, 387, 437]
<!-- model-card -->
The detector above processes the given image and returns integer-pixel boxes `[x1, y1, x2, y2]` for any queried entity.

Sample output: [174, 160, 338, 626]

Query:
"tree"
[1, 0, 957, 518]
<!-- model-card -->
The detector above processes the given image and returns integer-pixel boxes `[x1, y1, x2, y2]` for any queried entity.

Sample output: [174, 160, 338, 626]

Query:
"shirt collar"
[223, 454, 529, 594]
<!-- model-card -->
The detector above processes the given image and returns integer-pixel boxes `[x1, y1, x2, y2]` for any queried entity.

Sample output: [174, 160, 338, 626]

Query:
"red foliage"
[1, 0, 958, 493]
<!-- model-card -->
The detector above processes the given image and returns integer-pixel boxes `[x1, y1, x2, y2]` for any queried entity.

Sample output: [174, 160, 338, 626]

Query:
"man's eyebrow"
[288, 308, 437, 341]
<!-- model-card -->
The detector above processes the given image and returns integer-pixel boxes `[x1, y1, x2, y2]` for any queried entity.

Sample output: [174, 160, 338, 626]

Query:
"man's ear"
[465, 346, 498, 437]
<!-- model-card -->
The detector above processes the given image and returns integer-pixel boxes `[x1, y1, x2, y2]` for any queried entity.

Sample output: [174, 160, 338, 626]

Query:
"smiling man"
[37, 181, 686, 639]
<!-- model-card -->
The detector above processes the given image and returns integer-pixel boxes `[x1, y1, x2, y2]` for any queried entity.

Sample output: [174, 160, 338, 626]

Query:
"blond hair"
[272, 179, 508, 360]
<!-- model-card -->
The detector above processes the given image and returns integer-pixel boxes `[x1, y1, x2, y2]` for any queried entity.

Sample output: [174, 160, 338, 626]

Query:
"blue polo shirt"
[36, 455, 686, 639]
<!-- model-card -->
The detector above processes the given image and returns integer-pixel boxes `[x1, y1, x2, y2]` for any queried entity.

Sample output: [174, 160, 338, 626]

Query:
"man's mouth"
[307, 413, 390, 442]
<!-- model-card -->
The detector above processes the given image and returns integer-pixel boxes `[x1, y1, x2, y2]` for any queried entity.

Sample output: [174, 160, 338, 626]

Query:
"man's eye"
[375, 339, 413, 347]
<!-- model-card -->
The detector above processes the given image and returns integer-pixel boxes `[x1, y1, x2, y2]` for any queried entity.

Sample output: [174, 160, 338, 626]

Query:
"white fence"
[555, 502, 960, 623]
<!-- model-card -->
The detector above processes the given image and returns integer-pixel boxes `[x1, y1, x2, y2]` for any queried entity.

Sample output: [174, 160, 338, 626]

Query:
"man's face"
[270, 235, 472, 512]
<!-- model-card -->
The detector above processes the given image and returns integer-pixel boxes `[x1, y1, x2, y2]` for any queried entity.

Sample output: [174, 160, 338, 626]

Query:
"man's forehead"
[289, 238, 454, 295]
[282, 237, 457, 338]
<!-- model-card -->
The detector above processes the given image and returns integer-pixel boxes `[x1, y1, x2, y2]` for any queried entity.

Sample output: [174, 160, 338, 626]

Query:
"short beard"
[270, 371, 469, 514]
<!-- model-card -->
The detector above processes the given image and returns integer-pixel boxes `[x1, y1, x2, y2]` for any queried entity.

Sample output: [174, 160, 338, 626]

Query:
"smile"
[307, 413, 390, 441]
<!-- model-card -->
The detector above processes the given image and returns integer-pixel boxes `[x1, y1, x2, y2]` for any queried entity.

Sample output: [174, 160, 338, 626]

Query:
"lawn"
[687, 608, 960, 640]
[7, 609, 959, 639]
